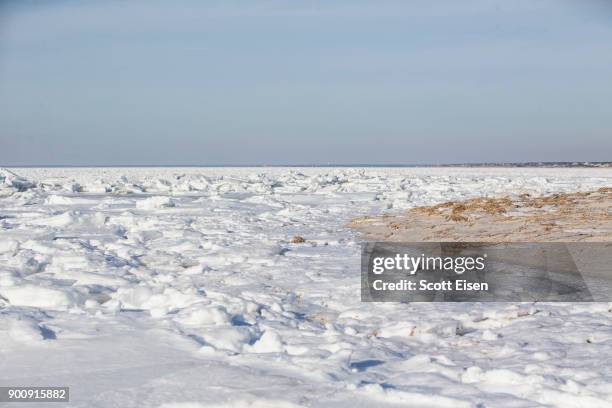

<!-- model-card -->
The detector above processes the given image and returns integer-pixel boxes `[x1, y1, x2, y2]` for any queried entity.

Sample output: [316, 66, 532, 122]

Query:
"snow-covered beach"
[1, 167, 612, 407]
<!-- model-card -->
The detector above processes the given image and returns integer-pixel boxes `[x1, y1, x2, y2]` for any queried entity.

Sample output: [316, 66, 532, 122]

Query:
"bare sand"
[349, 187, 612, 242]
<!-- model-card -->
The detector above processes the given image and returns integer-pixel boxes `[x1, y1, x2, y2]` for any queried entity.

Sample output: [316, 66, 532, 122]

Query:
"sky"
[0, 0, 611, 165]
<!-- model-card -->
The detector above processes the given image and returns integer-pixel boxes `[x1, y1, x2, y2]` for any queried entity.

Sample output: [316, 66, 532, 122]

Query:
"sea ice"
[1, 167, 611, 407]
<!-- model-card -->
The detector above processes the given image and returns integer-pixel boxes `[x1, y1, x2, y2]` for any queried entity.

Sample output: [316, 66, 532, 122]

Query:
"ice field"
[1, 167, 612, 408]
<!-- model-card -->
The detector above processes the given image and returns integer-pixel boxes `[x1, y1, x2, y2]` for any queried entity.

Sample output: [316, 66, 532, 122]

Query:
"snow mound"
[0, 284, 79, 310]
[0, 315, 48, 342]
[136, 196, 176, 210]
[245, 330, 284, 353]
[160, 399, 304, 408]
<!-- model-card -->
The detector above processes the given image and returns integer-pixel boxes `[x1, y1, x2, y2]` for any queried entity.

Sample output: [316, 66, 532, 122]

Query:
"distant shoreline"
[4, 162, 612, 169]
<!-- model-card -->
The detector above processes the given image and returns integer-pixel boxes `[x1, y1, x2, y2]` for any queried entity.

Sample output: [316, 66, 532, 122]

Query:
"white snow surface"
[1, 167, 612, 408]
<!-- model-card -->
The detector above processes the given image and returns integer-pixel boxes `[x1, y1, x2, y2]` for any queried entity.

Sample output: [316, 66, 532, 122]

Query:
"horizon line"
[3, 161, 612, 169]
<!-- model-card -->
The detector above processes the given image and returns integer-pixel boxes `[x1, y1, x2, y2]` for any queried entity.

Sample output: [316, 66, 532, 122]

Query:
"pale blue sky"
[1, 0, 611, 165]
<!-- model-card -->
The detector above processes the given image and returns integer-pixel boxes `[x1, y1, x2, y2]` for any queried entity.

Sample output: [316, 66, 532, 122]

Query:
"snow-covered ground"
[1, 167, 611, 408]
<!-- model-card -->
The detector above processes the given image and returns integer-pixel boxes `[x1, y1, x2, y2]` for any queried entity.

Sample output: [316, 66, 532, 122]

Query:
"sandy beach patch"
[350, 187, 612, 242]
